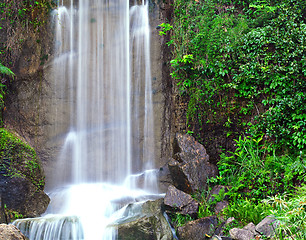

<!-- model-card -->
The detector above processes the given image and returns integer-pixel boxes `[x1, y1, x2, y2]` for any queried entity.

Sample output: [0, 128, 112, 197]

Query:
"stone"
[0, 224, 27, 240]
[164, 185, 199, 217]
[117, 199, 174, 240]
[229, 228, 255, 240]
[1, 177, 50, 218]
[168, 133, 218, 193]
[255, 215, 279, 238]
[214, 201, 229, 215]
[243, 222, 256, 235]
[177, 216, 218, 240]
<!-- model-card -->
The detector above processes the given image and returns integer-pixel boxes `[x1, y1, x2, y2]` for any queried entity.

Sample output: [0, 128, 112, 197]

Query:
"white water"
[14, 0, 160, 239]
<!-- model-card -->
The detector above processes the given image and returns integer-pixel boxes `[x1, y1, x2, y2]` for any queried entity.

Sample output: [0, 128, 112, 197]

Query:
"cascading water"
[13, 0, 161, 239]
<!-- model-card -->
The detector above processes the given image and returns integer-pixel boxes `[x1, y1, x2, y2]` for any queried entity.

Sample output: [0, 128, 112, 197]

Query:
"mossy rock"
[0, 128, 49, 221]
[0, 128, 45, 190]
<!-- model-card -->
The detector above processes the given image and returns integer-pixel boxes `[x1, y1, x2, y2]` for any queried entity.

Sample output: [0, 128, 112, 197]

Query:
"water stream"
[13, 0, 161, 239]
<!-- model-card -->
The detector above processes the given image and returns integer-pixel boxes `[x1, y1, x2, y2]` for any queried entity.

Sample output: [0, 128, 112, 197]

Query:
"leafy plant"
[211, 136, 305, 200]
[264, 186, 306, 239]
[223, 198, 271, 226]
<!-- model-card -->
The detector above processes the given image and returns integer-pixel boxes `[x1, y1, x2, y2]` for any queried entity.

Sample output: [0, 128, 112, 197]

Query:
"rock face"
[1, 177, 50, 218]
[177, 216, 218, 240]
[164, 185, 199, 217]
[117, 199, 173, 240]
[168, 133, 218, 193]
[0, 224, 27, 240]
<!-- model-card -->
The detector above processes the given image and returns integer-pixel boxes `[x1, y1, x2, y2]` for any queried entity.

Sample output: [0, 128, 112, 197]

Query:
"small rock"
[177, 216, 218, 240]
[164, 185, 198, 217]
[255, 215, 279, 238]
[243, 222, 256, 234]
[214, 200, 229, 215]
[0, 224, 27, 240]
[229, 228, 255, 240]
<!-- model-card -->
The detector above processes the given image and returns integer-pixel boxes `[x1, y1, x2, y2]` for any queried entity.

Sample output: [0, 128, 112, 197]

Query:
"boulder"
[0, 224, 27, 240]
[255, 215, 279, 238]
[229, 228, 255, 240]
[168, 133, 218, 193]
[177, 216, 218, 240]
[1, 177, 50, 218]
[117, 199, 174, 240]
[164, 185, 198, 217]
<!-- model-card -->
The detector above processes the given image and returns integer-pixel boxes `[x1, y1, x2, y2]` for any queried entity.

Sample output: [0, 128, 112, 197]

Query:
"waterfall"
[13, 0, 160, 239]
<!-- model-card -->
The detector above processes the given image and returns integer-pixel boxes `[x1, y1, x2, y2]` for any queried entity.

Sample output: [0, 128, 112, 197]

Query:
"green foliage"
[224, 198, 271, 226]
[170, 213, 193, 227]
[264, 186, 306, 239]
[169, 0, 306, 151]
[212, 136, 305, 200]
[0, 128, 45, 190]
[0, 0, 55, 29]
[0, 62, 14, 124]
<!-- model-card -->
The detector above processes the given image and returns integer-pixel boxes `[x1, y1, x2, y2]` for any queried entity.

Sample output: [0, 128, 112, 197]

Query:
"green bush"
[210, 136, 305, 200]
[168, 0, 306, 152]
[264, 186, 306, 239]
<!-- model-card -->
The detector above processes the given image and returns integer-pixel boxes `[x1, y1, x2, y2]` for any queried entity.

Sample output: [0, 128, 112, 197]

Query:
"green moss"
[0, 128, 45, 190]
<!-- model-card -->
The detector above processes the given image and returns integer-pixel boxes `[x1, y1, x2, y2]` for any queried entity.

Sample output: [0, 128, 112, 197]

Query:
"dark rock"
[158, 163, 173, 193]
[214, 201, 229, 215]
[0, 194, 6, 224]
[0, 224, 27, 240]
[117, 199, 173, 240]
[208, 185, 229, 203]
[229, 228, 255, 240]
[168, 133, 218, 193]
[1, 177, 50, 218]
[164, 185, 198, 217]
[255, 215, 279, 238]
[177, 216, 218, 240]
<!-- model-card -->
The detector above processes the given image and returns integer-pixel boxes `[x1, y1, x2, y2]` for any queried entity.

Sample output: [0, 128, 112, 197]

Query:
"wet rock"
[177, 216, 218, 240]
[255, 215, 279, 238]
[229, 228, 255, 240]
[168, 133, 218, 194]
[1, 177, 50, 218]
[117, 199, 174, 240]
[164, 185, 198, 217]
[157, 163, 173, 193]
[0, 224, 27, 240]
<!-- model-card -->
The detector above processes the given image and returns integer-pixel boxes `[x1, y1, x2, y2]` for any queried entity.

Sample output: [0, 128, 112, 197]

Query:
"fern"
[0, 63, 15, 78]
